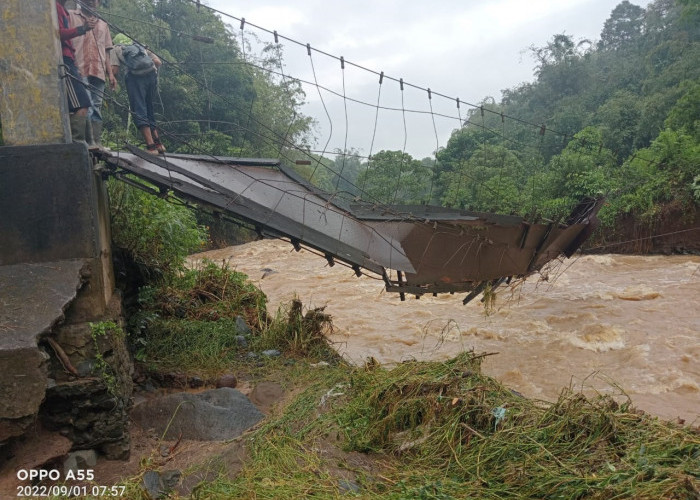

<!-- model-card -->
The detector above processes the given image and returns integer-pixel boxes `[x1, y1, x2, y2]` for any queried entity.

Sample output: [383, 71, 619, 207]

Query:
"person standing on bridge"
[68, 0, 116, 151]
[56, 0, 95, 144]
[110, 34, 165, 155]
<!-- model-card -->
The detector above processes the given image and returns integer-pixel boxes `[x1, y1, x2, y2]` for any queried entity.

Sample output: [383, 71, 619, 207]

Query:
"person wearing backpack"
[110, 33, 165, 154]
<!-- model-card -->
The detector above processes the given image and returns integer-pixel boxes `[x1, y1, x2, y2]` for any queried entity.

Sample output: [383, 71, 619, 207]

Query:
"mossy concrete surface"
[0, 0, 69, 145]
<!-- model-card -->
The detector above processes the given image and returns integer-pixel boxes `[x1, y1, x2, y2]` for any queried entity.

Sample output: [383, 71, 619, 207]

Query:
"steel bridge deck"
[100, 148, 601, 301]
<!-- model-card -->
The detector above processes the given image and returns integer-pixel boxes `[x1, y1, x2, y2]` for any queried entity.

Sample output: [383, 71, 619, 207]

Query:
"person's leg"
[126, 73, 157, 154]
[64, 57, 92, 143]
[87, 76, 105, 122]
[139, 126, 158, 154]
[151, 126, 165, 154]
[80, 76, 96, 147]
[145, 73, 166, 153]
[87, 76, 106, 148]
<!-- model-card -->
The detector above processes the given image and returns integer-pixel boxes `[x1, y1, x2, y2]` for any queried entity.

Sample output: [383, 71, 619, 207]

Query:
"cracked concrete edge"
[0, 259, 88, 349]
[0, 259, 88, 438]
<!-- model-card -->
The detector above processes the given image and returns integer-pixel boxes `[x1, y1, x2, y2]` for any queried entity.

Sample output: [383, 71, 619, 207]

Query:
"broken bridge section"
[100, 149, 601, 301]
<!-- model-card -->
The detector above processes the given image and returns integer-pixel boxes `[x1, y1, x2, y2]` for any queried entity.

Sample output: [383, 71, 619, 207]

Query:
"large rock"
[131, 388, 264, 441]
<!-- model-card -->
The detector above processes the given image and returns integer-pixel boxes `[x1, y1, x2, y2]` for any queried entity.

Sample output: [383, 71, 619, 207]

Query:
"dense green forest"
[431, 0, 700, 228]
[2, 0, 696, 239]
[96, 0, 697, 231]
[348, 0, 699, 229]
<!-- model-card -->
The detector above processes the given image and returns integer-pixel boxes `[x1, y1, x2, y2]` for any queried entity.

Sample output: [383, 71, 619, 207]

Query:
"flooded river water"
[192, 239, 700, 423]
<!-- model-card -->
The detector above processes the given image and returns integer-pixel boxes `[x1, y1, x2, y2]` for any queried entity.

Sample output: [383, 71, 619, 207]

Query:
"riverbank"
[93, 256, 697, 499]
[586, 205, 700, 255]
[106, 350, 700, 498]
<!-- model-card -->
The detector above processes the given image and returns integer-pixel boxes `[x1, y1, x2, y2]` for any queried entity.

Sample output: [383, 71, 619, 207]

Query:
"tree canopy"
[95, 0, 700, 231]
[432, 0, 698, 227]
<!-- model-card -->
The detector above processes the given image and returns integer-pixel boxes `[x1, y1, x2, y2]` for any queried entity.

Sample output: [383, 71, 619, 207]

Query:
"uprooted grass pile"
[130, 260, 336, 374]
[255, 298, 335, 358]
[335, 352, 700, 499]
[190, 352, 698, 499]
[138, 260, 268, 327]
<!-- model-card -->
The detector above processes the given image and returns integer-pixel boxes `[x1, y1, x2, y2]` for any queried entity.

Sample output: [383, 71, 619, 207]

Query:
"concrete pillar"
[0, 0, 71, 145]
[0, 1, 131, 461]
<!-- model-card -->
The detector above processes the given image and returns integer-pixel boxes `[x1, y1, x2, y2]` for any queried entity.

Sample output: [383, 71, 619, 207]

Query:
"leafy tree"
[593, 90, 642, 160]
[664, 79, 700, 138]
[441, 144, 526, 214]
[539, 127, 619, 221]
[357, 150, 431, 205]
[434, 0, 698, 230]
[329, 149, 364, 197]
[598, 1, 646, 50]
[100, 0, 313, 157]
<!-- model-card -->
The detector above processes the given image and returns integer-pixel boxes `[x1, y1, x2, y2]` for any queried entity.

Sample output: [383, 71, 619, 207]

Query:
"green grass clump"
[131, 262, 338, 374]
[140, 260, 267, 328]
[131, 261, 267, 374]
[255, 298, 337, 359]
[336, 352, 700, 499]
[117, 353, 699, 499]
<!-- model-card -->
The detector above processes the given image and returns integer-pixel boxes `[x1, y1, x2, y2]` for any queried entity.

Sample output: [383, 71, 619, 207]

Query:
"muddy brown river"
[192, 239, 700, 423]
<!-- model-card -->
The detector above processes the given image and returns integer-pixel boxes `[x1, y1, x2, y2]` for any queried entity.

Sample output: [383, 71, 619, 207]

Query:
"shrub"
[108, 179, 207, 277]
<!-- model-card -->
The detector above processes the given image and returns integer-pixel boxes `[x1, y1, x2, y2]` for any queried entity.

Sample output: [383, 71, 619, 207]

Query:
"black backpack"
[119, 43, 155, 75]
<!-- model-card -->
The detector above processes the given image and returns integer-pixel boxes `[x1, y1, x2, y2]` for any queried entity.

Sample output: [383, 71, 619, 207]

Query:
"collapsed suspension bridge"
[91, 2, 609, 301]
[100, 147, 602, 304]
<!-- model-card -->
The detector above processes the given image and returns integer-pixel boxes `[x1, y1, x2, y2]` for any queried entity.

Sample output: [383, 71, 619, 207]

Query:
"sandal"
[145, 143, 159, 155]
[154, 140, 166, 154]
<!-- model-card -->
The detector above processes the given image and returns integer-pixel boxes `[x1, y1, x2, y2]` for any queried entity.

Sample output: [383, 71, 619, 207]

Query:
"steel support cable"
[272, 34, 301, 159]
[496, 113, 507, 211]
[180, 0, 665, 170]
[199, 43, 212, 132]
[586, 227, 700, 252]
[450, 99, 466, 209]
[92, 7, 214, 44]
[332, 56, 350, 193]
[531, 124, 549, 219]
[361, 72, 384, 194]
[473, 106, 488, 211]
[390, 79, 409, 205]
[238, 21, 259, 157]
[332, 56, 352, 254]
[305, 45, 334, 186]
[426, 88, 440, 205]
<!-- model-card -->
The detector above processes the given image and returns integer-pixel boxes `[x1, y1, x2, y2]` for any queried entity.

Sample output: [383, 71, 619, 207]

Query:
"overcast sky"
[206, 0, 637, 159]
